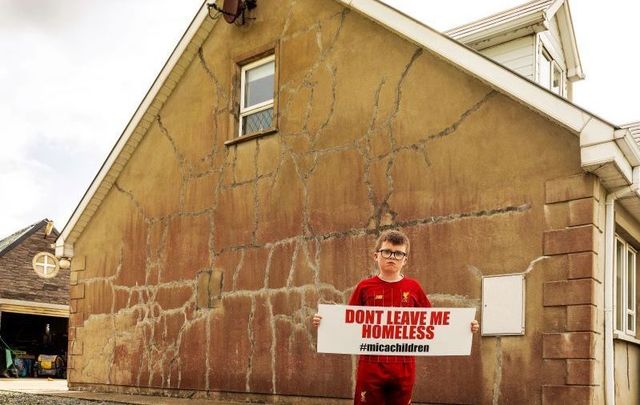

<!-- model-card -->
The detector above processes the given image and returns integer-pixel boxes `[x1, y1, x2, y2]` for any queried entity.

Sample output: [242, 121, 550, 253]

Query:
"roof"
[445, 0, 584, 81]
[55, 0, 640, 257]
[0, 219, 56, 257]
[622, 122, 640, 145]
[446, 0, 556, 41]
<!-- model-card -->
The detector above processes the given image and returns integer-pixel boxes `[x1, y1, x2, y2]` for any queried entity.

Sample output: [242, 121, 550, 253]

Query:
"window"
[539, 48, 564, 96]
[239, 55, 275, 136]
[615, 236, 637, 335]
[539, 50, 551, 90]
[32, 252, 60, 279]
[551, 63, 562, 95]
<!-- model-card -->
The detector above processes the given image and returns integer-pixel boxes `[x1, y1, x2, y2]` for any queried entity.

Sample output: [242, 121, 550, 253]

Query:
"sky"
[0, 0, 638, 239]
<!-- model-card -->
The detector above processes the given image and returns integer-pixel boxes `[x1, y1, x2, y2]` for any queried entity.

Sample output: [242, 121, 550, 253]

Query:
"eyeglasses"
[377, 249, 407, 260]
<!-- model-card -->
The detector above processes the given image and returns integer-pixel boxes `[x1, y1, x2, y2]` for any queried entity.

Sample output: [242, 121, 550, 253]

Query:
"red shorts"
[354, 359, 416, 405]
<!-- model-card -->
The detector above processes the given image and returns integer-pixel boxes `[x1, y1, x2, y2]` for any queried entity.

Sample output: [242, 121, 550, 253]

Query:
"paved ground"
[0, 378, 243, 404]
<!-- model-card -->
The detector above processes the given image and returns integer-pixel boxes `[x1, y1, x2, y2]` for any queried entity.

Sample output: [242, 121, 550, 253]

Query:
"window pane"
[616, 239, 625, 330]
[242, 108, 273, 135]
[540, 51, 551, 89]
[628, 250, 635, 310]
[551, 65, 562, 95]
[628, 250, 636, 334]
[245, 61, 274, 108]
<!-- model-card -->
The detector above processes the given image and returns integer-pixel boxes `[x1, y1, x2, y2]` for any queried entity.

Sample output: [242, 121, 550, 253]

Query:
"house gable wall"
[0, 227, 69, 305]
[68, 0, 590, 402]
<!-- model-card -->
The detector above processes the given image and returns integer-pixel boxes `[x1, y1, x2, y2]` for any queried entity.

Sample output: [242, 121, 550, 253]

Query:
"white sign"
[317, 304, 476, 356]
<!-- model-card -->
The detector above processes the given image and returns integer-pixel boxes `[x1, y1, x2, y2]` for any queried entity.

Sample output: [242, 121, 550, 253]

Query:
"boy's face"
[374, 241, 408, 275]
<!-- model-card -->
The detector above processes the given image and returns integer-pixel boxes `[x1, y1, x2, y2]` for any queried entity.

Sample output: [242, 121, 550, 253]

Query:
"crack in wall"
[362, 79, 386, 230]
[114, 183, 147, 220]
[252, 140, 260, 245]
[231, 249, 246, 291]
[267, 296, 277, 394]
[263, 243, 275, 289]
[285, 240, 300, 288]
[245, 296, 257, 392]
[626, 343, 630, 391]
[522, 255, 549, 274]
[426, 90, 497, 141]
[368, 48, 424, 227]
[492, 337, 502, 405]
[206, 203, 533, 261]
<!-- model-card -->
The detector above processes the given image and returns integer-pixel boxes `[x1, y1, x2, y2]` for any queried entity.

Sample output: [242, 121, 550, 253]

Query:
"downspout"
[604, 170, 639, 405]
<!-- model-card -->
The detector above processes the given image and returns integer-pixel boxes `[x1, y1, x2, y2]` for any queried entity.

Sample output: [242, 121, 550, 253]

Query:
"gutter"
[603, 170, 639, 405]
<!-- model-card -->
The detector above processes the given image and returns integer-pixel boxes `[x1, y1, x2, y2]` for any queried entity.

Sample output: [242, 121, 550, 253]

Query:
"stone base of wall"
[68, 383, 352, 404]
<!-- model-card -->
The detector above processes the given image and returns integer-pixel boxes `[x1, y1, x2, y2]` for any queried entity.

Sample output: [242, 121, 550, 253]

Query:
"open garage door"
[0, 301, 68, 378]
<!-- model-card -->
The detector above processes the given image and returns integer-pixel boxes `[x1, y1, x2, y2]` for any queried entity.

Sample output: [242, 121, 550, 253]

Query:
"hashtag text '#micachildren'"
[358, 343, 429, 353]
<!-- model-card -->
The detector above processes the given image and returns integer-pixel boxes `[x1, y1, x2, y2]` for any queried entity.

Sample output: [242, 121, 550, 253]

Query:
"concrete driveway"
[0, 378, 243, 404]
[0, 378, 68, 394]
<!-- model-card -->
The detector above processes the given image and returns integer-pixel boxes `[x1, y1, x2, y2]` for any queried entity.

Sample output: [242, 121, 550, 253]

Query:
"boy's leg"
[354, 360, 386, 404]
[386, 362, 416, 405]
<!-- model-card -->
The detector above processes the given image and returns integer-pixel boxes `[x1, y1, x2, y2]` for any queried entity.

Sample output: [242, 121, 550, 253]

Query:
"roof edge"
[447, 11, 546, 48]
[556, 0, 584, 81]
[0, 219, 53, 257]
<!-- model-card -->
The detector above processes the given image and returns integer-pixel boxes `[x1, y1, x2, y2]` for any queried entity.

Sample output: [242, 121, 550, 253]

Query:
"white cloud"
[0, 0, 202, 238]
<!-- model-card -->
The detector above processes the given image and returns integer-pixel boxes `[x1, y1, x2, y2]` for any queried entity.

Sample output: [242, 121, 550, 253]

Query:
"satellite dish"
[207, 0, 258, 25]
[222, 0, 242, 23]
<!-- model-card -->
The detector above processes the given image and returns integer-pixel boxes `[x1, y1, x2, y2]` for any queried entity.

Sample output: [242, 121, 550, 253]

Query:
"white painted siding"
[479, 36, 535, 80]
[540, 16, 566, 67]
[537, 16, 569, 96]
[623, 122, 640, 146]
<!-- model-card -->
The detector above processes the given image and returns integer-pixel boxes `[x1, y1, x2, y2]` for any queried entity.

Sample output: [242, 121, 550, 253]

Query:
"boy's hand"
[312, 313, 322, 327]
[470, 320, 480, 333]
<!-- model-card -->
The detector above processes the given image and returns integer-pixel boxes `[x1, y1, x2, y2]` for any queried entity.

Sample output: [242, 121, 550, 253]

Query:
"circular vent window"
[32, 252, 60, 279]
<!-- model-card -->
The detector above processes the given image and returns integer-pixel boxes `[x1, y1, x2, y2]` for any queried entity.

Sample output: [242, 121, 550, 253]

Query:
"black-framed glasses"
[377, 249, 407, 260]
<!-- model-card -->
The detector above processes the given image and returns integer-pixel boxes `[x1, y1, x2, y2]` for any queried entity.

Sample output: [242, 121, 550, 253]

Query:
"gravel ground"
[0, 390, 121, 404]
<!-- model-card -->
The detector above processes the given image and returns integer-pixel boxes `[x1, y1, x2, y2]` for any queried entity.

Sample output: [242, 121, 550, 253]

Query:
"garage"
[1, 304, 68, 378]
[0, 220, 70, 379]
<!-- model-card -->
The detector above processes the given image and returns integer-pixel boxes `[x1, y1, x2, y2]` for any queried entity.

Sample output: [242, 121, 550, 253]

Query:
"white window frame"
[550, 60, 563, 96]
[537, 45, 565, 97]
[239, 54, 275, 137]
[614, 235, 637, 336]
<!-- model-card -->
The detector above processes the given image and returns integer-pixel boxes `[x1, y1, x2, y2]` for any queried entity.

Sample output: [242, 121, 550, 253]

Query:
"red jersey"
[348, 275, 431, 308]
[348, 275, 431, 364]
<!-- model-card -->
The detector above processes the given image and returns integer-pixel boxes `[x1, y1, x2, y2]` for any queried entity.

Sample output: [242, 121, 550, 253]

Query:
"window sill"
[224, 128, 277, 146]
[614, 332, 640, 346]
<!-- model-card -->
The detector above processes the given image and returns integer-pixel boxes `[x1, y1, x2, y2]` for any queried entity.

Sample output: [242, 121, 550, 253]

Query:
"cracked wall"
[67, 0, 586, 403]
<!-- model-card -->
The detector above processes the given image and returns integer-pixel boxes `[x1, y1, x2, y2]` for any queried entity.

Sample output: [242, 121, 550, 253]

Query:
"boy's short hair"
[374, 230, 410, 254]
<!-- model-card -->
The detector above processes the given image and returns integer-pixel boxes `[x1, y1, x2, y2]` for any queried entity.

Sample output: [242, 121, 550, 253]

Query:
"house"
[0, 219, 69, 376]
[55, 0, 639, 403]
[445, 0, 583, 101]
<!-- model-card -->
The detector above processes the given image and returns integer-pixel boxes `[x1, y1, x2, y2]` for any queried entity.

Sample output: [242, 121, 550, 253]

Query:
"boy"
[312, 230, 479, 404]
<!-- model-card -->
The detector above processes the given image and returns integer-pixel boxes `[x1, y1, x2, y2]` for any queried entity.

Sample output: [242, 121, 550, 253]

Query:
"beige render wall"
[67, 0, 588, 403]
[614, 340, 640, 404]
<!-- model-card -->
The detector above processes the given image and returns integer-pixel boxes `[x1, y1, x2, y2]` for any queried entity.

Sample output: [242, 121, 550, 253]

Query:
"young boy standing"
[312, 230, 479, 404]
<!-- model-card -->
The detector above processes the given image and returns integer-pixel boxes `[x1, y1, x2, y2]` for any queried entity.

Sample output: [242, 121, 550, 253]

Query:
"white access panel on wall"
[481, 274, 525, 336]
